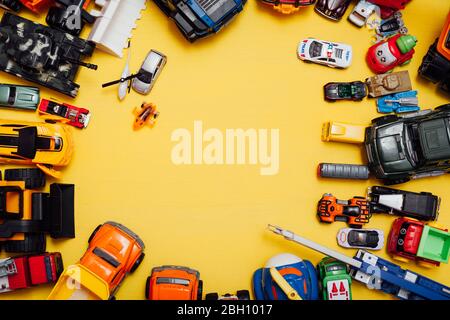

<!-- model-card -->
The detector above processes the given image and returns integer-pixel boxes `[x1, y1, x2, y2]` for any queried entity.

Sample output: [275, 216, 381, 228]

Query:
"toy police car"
[298, 38, 352, 68]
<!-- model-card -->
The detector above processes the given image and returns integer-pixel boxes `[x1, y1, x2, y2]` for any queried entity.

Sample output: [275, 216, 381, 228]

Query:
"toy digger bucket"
[48, 184, 75, 238]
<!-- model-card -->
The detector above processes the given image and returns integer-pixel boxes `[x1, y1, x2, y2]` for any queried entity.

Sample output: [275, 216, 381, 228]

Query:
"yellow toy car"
[322, 121, 365, 144]
[0, 120, 74, 178]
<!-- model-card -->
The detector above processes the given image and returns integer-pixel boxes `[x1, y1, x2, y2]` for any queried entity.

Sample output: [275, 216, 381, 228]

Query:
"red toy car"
[0, 252, 63, 294]
[368, 0, 411, 19]
[39, 99, 91, 129]
[366, 33, 417, 74]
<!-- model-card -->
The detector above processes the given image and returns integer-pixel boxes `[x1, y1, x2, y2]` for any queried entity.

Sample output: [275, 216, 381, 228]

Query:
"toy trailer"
[267, 225, 450, 300]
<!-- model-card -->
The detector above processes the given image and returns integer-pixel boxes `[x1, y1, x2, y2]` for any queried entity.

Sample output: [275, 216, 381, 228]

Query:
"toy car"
[367, 0, 411, 19]
[132, 50, 167, 95]
[48, 222, 145, 300]
[419, 11, 450, 94]
[324, 81, 367, 101]
[368, 186, 440, 221]
[314, 0, 352, 21]
[388, 217, 450, 267]
[133, 103, 159, 130]
[0, 252, 63, 294]
[46, 0, 95, 36]
[298, 38, 352, 68]
[348, 0, 377, 27]
[317, 257, 351, 300]
[366, 33, 417, 74]
[153, 0, 246, 42]
[0, 13, 97, 97]
[317, 194, 371, 228]
[253, 253, 319, 300]
[205, 290, 250, 300]
[259, 0, 314, 14]
[376, 90, 419, 114]
[0, 120, 74, 178]
[337, 228, 384, 250]
[0, 84, 40, 111]
[365, 70, 412, 98]
[374, 11, 407, 42]
[322, 121, 366, 144]
[145, 266, 202, 300]
[39, 99, 91, 129]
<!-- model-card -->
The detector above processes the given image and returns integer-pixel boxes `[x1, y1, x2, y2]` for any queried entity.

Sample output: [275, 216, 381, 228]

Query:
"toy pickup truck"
[317, 257, 352, 300]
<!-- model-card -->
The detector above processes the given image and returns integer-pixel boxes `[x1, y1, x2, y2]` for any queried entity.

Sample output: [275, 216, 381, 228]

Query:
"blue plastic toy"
[252, 253, 319, 300]
[377, 90, 419, 114]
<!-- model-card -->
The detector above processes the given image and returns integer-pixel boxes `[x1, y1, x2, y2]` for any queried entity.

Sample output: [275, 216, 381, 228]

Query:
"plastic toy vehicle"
[39, 99, 91, 129]
[145, 266, 202, 300]
[253, 253, 319, 300]
[298, 38, 352, 68]
[88, 0, 147, 57]
[0, 172, 75, 253]
[268, 224, 450, 300]
[317, 194, 371, 228]
[322, 121, 366, 144]
[367, 0, 411, 19]
[46, 0, 95, 36]
[366, 33, 417, 74]
[317, 256, 352, 300]
[0, 84, 40, 111]
[368, 186, 440, 221]
[259, 0, 315, 15]
[132, 50, 167, 95]
[205, 290, 250, 300]
[0, 120, 74, 178]
[318, 163, 369, 180]
[365, 71, 412, 98]
[133, 103, 159, 130]
[419, 11, 450, 94]
[337, 228, 384, 250]
[0, 13, 97, 98]
[315, 0, 352, 21]
[0, 0, 23, 11]
[48, 222, 145, 300]
[153, 0, 246, 42]
[388, 217, 450, 267]
[374, 11, 407, 42]
[376, 90, 419, 114]
[348, 0, 377, 27]
[0, 252, 63, 294]
[324, 81, 367, 101]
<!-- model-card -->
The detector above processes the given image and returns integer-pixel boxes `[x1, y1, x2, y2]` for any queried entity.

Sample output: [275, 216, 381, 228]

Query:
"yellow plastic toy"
[321, 121, 365, 144]
[132, 103, 159, 130]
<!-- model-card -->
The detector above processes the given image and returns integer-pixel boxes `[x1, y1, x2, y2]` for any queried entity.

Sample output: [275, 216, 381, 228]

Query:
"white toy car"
[348, 0, 378, 27]
[297, 38, 352, 68]
[132, 50, 167, 95]
[337, 228, 384, 250]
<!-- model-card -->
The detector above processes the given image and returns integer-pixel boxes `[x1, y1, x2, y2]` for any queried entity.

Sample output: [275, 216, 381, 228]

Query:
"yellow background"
[0, 0, 449, 300]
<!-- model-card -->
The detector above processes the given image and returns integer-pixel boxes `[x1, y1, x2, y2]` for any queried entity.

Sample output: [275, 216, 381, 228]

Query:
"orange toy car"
[133, 103, 159, 130]
[79, 222, 145, 297]
[145, 265, 203, 300]
[317, 193, 372, 228]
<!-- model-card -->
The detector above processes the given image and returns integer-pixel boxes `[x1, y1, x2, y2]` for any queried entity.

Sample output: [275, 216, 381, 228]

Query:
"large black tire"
[88, 224, 102, 244]
[383, 176, 411, 186]
[236, 290, 250, 300]
[205, 293, 219, 300]
[197, 280, 203, 300]
[435, 104, 450, 112]
[4, 168, 46, 189]
[3, 233, 46, 253]
[145, 277, 151, 300]
[130, 253, 145, 273]
[371, 115, 399, 126]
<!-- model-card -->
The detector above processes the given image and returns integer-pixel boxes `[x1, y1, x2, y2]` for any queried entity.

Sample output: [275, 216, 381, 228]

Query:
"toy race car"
[365, 70, 412, 98]
[259, 0, 314, 15]
[253, 253, 319, 300]
[0, 120, 74, 178]
[0, 252, 63, 294]
[315, 0, 352, 21]
[153, 0, 246, 42]
[49, 222, 145, 300]
[205, 290, 250, 300]
[368, 186, 440, 221]
[0, 13, 97, 97]
[376, 90, 419, 114]
[388, 217, 450, 267]
[317, 194, 371, 228]
[0, 84, 40, 111]
[366, 33, 417, 74]
[132, 50, 167, 95]
[317, 257, 352, 300]
[348, 0, 377, 27]
[367, 0, 411, 19]
[133, 103, 159, 130]
[145, 266, 202, 300]
[337, 228, 384, 250]
[298, 38, 352, 68]
[39, 99, 91, 129]
[419, 11, 450, 94]
[323, 81, 367, 101]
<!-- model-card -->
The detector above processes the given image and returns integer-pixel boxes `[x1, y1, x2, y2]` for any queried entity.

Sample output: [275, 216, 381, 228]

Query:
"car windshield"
[338, 85, 352, 97]
[349, 230, 378, 247]
[156, 277, 190, 286]
[326, 264, 345, 273]
[137, 70, 153, 84]
[309, 41, 323, 58]
[404, 123, 422, 167]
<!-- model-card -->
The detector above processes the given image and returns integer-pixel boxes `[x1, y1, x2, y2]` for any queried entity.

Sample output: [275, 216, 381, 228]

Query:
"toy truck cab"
[317, 257, 352, 300]
[322, 121, 366, 144]
[317, 194, 371, 228]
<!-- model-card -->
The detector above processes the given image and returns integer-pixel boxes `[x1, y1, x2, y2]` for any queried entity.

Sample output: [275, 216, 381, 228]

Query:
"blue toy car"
[252, 253, 319, 300]
[376, 90, 419, 114]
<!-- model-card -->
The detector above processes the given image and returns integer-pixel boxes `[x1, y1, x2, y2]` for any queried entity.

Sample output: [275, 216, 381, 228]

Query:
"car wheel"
[88, 224, 102, 244]
[197, 280, 203, 300]
[435, 104, 450, 112]
[371, 115, 399, 126]
[4, 168, 46, 189]
[237, 290, 250, 300]
[130, 253, 145, 273]
[205, 293, 219, 300]
[3, 233, 46, 253]
[398, 239, 404, 246]
[383, 176, 410, 185]
[145, 276, 151, 300]
[400, 228, 407, 235]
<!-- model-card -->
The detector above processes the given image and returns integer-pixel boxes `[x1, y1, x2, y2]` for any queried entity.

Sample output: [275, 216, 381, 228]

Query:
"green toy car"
[317, 256, 352, 300]
[0, 83, 40, 110]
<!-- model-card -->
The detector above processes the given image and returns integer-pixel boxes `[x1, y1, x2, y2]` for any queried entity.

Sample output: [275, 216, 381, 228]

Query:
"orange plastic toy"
[133, 103, 159, 130]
